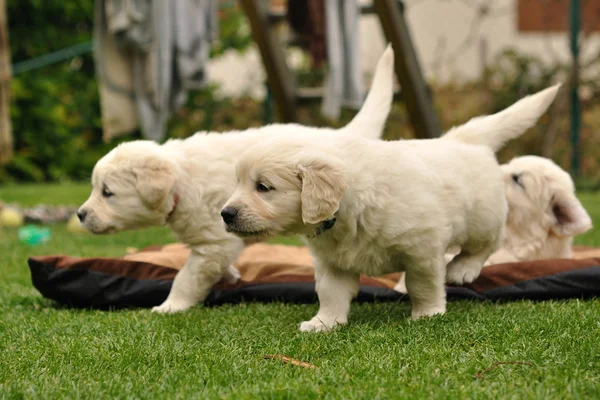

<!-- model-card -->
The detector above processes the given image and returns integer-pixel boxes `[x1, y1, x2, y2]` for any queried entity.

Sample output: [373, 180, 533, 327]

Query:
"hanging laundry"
[321, 0, 365, 120]
[94, 0, 218, 142]
[287, 0, 365, 120]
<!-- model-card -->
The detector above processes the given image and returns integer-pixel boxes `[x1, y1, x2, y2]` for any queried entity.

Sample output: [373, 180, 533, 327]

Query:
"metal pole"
[569, 0, 580, 178]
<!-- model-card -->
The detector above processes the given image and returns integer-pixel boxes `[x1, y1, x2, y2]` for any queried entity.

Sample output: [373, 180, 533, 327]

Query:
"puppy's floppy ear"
[297, 153, 348, 225]
[134, 158, 176, 210]
[549, 189, 592, 236]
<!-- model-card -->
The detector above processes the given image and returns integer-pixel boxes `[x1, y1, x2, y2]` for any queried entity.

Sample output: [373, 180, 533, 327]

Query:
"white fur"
[442, 85, 562, 152]
[394, 154, 592, 293]
[488, 155, 592, 264]
[78, 45, 395, 313]
[223, 84, 560, 331]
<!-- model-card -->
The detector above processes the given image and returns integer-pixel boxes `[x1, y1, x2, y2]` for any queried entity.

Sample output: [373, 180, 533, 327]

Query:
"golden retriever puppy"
[394, 156, 591, 292]
[77, 46, 396, 313]
[394, 156, 592, 294]
[222, 85, 560, 331]
[487, 155, 592, 264]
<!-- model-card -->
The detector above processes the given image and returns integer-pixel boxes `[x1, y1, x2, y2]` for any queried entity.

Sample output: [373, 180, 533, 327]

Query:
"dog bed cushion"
[28, 244, 600, 309]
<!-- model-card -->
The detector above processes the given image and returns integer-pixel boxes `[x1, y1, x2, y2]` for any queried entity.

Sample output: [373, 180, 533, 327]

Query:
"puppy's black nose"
[221, 207, 238, 224]
[77, 210, 87, 223]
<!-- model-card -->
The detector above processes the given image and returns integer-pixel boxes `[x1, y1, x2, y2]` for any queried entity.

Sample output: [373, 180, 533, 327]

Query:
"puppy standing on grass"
[222, 84, 560, 331]
[393, 155, 592, 293]
[77, 45, 396, 314]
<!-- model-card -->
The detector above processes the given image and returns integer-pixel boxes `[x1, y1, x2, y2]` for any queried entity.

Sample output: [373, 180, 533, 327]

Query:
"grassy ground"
[1, 183, 599, 399]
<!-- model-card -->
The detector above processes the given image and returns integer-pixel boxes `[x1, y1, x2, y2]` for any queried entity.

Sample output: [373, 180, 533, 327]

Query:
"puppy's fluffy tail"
[442, 84, 561, 152]
[345, 44, 395, 140]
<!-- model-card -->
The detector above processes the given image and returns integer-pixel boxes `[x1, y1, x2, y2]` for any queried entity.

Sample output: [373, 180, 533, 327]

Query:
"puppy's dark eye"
[102, 186, 114, 198]
[512, 174, 524, 188]
[256, 183, 272, 193]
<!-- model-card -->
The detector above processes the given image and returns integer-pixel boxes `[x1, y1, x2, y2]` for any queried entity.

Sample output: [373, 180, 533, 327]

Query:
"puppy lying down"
[77, 46, 396, 314]
[222, 85, 560, 331]
[487, 155, 592, 263]
[394, 155, 592, 293]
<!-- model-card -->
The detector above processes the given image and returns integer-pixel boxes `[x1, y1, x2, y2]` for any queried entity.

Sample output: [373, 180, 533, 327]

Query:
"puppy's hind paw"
[151, 299, 195, 314]
[445, 252, 486, 285]
[299, 316, 345, 333]
[445, 264, 481, 285]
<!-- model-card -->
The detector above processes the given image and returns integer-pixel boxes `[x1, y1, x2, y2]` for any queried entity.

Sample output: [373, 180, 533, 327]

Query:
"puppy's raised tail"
[345, 44, 395, 140]
[442, 84, 561, 152]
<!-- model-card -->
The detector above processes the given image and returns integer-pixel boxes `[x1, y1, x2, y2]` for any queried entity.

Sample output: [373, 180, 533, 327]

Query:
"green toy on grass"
[18, 225, 51, 246]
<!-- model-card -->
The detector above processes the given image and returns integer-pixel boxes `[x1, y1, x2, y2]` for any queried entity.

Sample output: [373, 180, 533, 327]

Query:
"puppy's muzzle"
[221, 207, 238, 225]
[77, 209, 88, 223]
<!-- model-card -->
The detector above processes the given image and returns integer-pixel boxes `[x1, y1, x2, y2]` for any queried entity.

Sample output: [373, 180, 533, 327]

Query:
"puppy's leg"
[447, 217, 504, 283]
[394, 251, 455, 293]
[405, 255, 447, 319]
[300, 263, 359, 333]
[152, 243, 240, 313]
[445, 244, 496, 284]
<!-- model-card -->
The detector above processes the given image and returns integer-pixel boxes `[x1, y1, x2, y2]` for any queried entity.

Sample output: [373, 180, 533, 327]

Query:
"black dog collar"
[310, 217, 336, 238]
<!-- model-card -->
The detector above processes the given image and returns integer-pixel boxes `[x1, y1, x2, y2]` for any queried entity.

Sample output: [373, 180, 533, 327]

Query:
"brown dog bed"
[28, 243, 600, 309]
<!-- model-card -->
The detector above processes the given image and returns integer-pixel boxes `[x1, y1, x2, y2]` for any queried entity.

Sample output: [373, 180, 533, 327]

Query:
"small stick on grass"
[475, 361, 534, 379]
[263, 354, 317, 370]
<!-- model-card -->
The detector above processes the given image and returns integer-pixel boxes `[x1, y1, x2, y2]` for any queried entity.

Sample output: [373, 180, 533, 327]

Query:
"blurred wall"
[206, 0, 600, 99]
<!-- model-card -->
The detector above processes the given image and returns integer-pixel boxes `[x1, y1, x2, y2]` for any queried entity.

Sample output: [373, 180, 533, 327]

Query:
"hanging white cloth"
[94, 0, 218, 142]
[321, 0, 365, 120]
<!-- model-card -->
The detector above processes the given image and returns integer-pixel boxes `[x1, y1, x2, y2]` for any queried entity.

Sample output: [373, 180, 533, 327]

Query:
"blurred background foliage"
[2, 0, 254, 183]
[5, 1, 101, 182]
[2, 0, 599, 186]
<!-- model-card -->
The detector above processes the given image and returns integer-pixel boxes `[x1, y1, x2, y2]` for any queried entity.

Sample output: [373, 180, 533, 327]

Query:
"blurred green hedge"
[2, 0, 252, 183]
[5, 1, 103, 182]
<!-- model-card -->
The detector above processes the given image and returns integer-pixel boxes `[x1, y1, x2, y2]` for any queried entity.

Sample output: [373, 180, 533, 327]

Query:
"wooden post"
[0, 0, 12, 164]
[569, 0, 581, 178]
[373, 0, 441, 139]
[239, 0, 297, 122]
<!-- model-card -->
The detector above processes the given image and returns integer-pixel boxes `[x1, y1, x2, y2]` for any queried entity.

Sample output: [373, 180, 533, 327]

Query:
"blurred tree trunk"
[0, 0, 12, 164]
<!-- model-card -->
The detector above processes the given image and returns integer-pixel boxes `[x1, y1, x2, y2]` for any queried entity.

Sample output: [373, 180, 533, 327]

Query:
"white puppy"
[222, 85, 560, 331]
[393, 155, 592, 292]
[486, 155, 592, 264]
[77, 46, 396, 313]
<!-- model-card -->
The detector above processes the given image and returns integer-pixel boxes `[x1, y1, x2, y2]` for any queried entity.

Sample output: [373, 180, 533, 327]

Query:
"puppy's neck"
[306, 217, 337, 239]
[166, 193, 180, 222]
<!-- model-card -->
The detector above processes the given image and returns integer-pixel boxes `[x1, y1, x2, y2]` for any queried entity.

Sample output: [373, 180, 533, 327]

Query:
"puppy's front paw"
[299, 316, 345, 332]
[151, 299, 195, 314]
[445, 264, 481, 285]
[411, 305, 446, 320]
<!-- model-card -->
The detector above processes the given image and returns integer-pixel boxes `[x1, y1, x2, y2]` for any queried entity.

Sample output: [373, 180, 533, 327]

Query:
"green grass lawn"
[1, 183, 599, 399]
